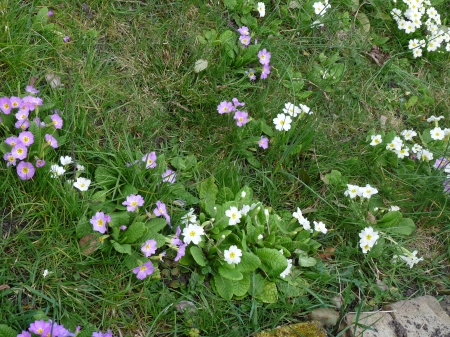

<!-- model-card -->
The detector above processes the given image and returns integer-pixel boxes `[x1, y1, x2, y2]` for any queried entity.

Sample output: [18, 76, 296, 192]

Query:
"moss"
[254, 321, 327, 337]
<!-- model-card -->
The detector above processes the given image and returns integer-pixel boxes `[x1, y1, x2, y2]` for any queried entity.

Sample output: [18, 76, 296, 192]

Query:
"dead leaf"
[79, 234, 98, 255]
[365, 45, 390, 67]
[0, 284, 10, 291]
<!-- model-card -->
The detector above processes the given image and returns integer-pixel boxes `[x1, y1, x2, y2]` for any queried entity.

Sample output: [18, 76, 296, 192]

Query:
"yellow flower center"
[3, 103, 9, 109]
[140, 266, 147, 271]
[280, 120, 285, 125]
[98, 219, 104, 226]
[131, 201, 138, 206]
[189, 230, 196, 237]
[230, 252, 235, 258]
[37, 329, 44, 334]
[17, 148, 23, 154]
[223, 107, 228, 112]
[22, 167, 29, 174]
[366, 234, 372, 241]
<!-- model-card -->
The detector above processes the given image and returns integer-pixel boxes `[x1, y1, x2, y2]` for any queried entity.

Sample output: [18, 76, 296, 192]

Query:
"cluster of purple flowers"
[434, 157, 450, 194]
[217, 98, 248, 127]
[17, 319, 81, 337]
[1, 87, 63, 180]
[257, 48, 271, 80]
[238, 26, 251, 47]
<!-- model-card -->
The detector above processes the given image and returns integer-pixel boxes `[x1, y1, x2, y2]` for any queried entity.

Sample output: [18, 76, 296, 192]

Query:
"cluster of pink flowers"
[17, 319, 81, 337]
[217, 98, 248, 127]
[434, 157, 450, 194]
[1, 87, 63, 180]
[238, 26, 251, 47]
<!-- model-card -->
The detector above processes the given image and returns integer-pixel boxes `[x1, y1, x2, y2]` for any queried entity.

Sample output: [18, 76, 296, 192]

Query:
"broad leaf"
[218, 266, 243, 280]
[122, 222, 146, 244]
[233, 273, 250, 297]
[112, 241, 132, 255]
[190, 246, 207, 267]
[256, 248, 288, 277]
[214, 274, 234, 300]
[236, 252, 261, 273]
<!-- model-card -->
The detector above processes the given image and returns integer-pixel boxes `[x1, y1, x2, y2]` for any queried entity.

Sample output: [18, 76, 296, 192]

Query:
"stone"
[309, 308, 340, 327]
[345, 311, 396, 337]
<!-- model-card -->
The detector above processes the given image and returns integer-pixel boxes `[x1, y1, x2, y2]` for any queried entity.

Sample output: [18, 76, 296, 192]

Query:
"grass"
[1, 0, 450, 336]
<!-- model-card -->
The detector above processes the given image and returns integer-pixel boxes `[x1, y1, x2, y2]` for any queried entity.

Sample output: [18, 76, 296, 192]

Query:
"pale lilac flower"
[25, 85, 40, 94]
[120, 225, 127, 230]
[239, 35, 251, 46]
[63, 36, 70, 42]
[261, 64, 271, 79]
[141, 239, 157, 257]
[245, 68, 256, 81]
[237, 26, 250, 36]
[36, 158, 45, 167]
[234, 111, 248, 127]
[50, 113, 63, 129]
[11, 142, 28, 160]
[122, 194, 144, 212]
[22, 96, 42, 110]
[154, 200, 171, 224]
[175, 243, 187, 261]
[142, 152, 157, 169]
[15, 110, 29, 121]
[133, 261, 154, 280]
[47, 10, 53, 16]
[45, 134, 59, 148]
[434, 157, 449, 169]
[172, 226, 183, 246]
[162, 169, 177, 183]
[257, 49, 271, 65]
[17, 331, 31, 337]
[15, 119, 30, 130]
[5, 136, 19, 146]
[232, 98, 245, 108]
[90, 212, 111, 234]
[258, 136, 269, 149]
[9, 96, 22, 109]
[18, 131, 34, 147]
[0, 97, 12, 114]
[217, 100, 235, 114]
[4, 152, 16, 167]
[18, 101, 30, 115]
[17, 161, 35, 180]
[29, 320, 51, 335]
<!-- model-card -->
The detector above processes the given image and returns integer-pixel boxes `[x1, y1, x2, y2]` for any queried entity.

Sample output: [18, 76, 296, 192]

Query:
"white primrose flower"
[181, 208, 197, 225]
[395, 147, 410, 159]
[273, 113, 292, 131]
[50, 164, 66, 178]
[280, 259, 293, 279]
[257, 234, 264, 240]
[370, 134, 382, 146]
[360, 241, 372, 254]
[299, 104, 312, 115]
[73, 177, 91, 191]
[386, 136, 403, 151]
[43, 269, 49, 278]
[224, 245, 242, 264]
[361, 184, 378, 199]
[389, 206, 400, 211]
[60, 156, 73, 166]
[430, 127, 445, 140]
[225, 206, 242, 226]
[400, 250, 424, 268]
[76, 163, 85, 171]
[411, 143, 423, 154]
[257, 2, 265, 17]
[427, 115, 444, 122]
[401, 129, 417, 141]
[344, 184, 361, 199]
[418, 149, 433, 161]
[359, 227, 379, 248]
[283, 102, 301, 117]
[313, 221, 327, 234]
[182, 223, 204, 245]
[241, 204, 250, 215]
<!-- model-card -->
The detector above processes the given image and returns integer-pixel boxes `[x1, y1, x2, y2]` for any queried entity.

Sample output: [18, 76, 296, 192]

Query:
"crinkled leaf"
[233, 273, 250, 297]
[298, 256, 317, 267]
[217, 187, 235, 204]
[256, 248, 288, 277]
[376, 211, 402, 229]
[213, 274, 234, 300]
[109, 212, 130, 228]
[236, 252, 261, 273]
[0, 324, 19, 337]
[76, 216, 92, 239]
[95, 166, 118, 189]
[122, 222, 146, 244]
[383, 218, 415, 236]
[218, 266, 243, 280]
[256, 280, 278, 303]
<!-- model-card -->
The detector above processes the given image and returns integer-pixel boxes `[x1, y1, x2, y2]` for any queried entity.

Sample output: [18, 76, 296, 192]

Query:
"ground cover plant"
[1, 0, 450, 336]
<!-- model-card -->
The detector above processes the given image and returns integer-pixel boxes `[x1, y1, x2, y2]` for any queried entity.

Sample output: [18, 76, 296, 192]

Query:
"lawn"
[1, 0, 450, 336]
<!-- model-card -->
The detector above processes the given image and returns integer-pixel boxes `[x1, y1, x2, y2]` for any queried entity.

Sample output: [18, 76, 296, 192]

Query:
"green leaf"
[0, 141, 11, 154]
[246, 155, 261, 168]
[233, 273, 250, 297]
[170, 157, 187, 170]
[0, 324, 19, 337]
[236, 252, 261, 273]
[384, 218, 415, 236]
[199, 176, 218, 202]
[217, 187, 235, 204]
[122, 222, 146, 244]
[213, 274, 234, 300]
[298, 256, 317, 267]
[95, 166, 118, 189]
[112, 241, 132, 255]
[376, 211, 402, 229]
[256, 248, 288, 277]
[356, 12, 370, 33]
[90, 190, 108, 203]
[121, 184, 138, 197]
[255, 280, 278, 303]
[76, 216, 92, 239]
[219, 30, 234, 44]
[109, 212, 130, 228]
[190, 246, 207, 267]
[218, 266, 243, 280]
[224, 0, 237, 9]
[368, 238, 385, 258]
[146, 218, 168, 235]
[260, 119, 274, 137]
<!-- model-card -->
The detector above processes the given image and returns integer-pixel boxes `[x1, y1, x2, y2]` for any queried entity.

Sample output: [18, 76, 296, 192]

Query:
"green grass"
[1, 0, 450, 335]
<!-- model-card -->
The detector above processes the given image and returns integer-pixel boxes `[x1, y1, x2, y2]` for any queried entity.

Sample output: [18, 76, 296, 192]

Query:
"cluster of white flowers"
[313, 0, 331, 16]
[225, 203, 257, 226]
[280, 259, 293, 278]
[394, 250, 424, 268]
[181, 208, 197, 226]
[344, 184, 378, 199]
[391, 0, 450, 58]
[359, 227, 380, 254]
[292, 207, 327, 234]
[370, 117, 449, 162]
[49, 156, 91, 191]
[273, 102, 313, 131]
